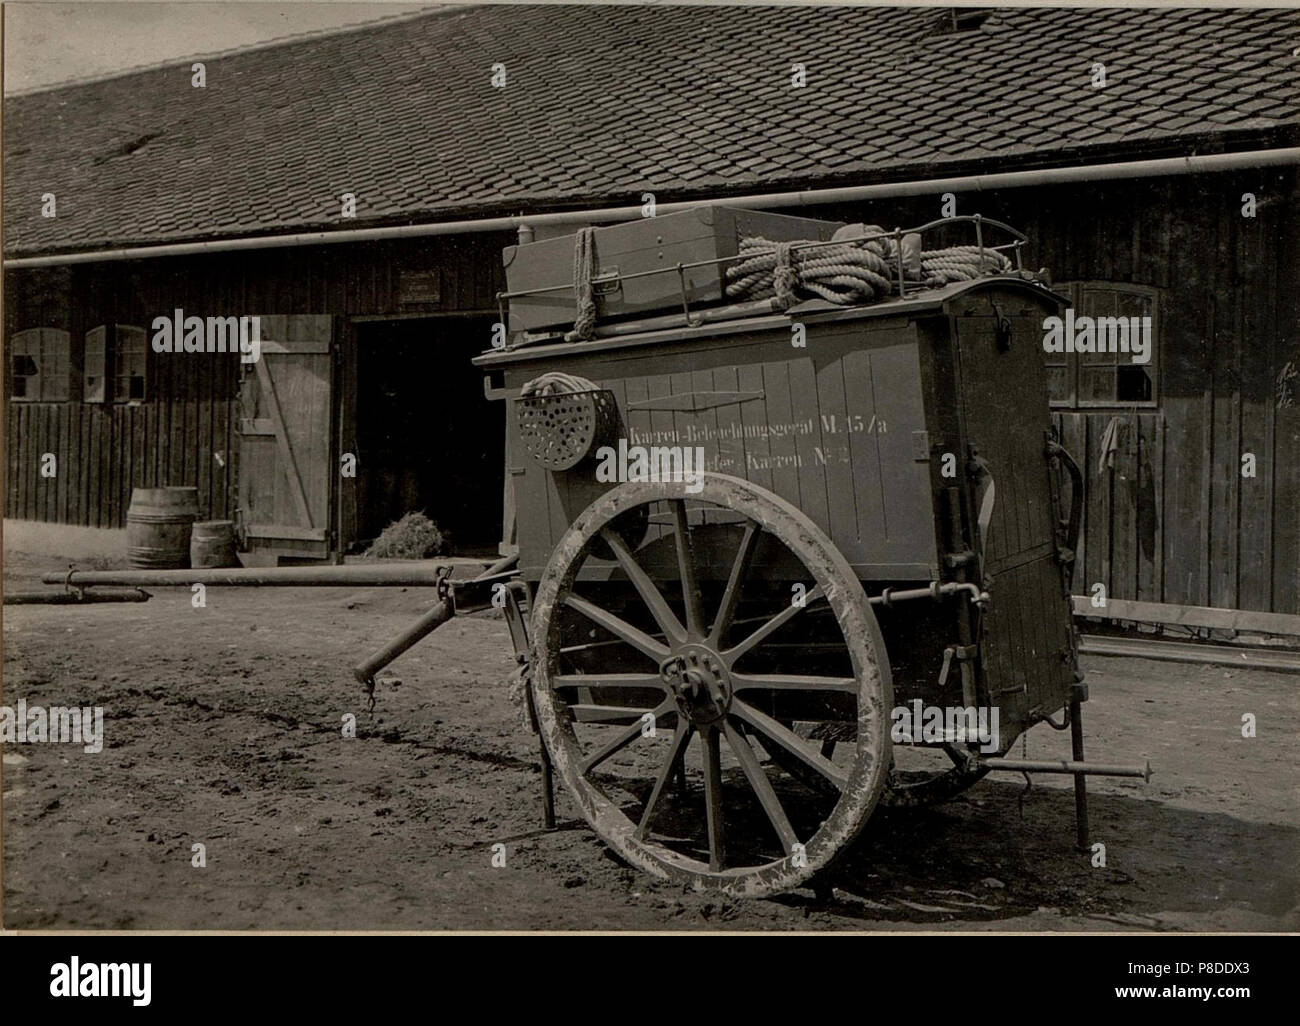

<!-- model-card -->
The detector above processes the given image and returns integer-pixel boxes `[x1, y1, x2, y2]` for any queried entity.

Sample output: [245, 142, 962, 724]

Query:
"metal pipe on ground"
[42, 564, 455, 588]
[5, 588, 151, 605]
[41, 553, 520, 591]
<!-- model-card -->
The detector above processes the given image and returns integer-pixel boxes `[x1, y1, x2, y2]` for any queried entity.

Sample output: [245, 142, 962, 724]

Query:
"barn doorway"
[354, 316, 503, 556]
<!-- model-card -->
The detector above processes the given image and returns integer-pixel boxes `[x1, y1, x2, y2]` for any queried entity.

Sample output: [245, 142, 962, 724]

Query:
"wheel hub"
[660, 644, 732, 725]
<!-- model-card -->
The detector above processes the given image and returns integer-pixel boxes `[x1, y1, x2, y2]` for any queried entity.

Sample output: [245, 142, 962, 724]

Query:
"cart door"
[237, 315, 336, 562]
[952, 290, 1075, 725]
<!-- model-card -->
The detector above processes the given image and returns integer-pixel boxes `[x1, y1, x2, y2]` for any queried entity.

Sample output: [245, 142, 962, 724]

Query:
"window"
[84, 325, 107, 402]
[1046, 283, 1158, 408]
[10, 328, 70, 401]
[85, 324, 147, 402]
[113, 325, 147, 401]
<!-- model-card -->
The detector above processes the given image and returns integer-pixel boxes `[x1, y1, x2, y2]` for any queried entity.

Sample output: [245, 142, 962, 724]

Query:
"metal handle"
[591, 266, 622, 296]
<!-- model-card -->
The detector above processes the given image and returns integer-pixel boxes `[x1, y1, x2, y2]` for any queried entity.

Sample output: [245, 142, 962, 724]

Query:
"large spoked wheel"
[529, 473, 892, 898]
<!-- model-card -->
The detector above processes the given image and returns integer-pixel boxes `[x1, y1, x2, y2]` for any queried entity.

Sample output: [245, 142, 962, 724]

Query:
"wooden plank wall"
[4, 234, 510, 528]
[812, 165, 1299, 614]
[7, 174, 1297, 616]
[1024, 170, 1299, 616]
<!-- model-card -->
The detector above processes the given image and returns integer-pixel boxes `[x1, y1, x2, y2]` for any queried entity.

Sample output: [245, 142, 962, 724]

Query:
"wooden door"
[237, 315, 336, 561]
[952, 292, 1076, 725]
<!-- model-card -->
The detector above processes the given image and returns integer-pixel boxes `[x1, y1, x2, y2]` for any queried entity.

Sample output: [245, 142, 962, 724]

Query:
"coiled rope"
[726, 234, 895, 306]
[519, 371, 602, 397]
[920, 245, 1013, 285]
[725, 224, 1012, 308]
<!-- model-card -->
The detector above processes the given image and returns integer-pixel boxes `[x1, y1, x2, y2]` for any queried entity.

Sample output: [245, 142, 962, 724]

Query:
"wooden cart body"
[478, 276, 1077, 754]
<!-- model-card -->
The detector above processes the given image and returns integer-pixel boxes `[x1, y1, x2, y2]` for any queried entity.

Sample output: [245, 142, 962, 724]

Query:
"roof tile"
[5, 4, 1299, 255]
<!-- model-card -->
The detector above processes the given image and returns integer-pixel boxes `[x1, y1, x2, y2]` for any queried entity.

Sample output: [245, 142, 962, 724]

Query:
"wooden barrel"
[190, 520, 238, 569]
[126, 487, 199, 569]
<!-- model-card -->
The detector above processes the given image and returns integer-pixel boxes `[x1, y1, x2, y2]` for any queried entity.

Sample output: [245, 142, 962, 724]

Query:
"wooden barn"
[4, 5, 1299, 614]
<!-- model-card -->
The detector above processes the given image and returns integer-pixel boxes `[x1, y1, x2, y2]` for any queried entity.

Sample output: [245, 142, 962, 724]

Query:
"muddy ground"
[3, 542, 1297, 932]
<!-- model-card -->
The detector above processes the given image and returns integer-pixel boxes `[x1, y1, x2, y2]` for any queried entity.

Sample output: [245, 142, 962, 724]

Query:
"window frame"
[10, 327, 71, 402]
[85, 323, 148, 404]
[112, 324, 148, 403]
[1046, 281, 1159, 410]
[84, 324, 108, 403]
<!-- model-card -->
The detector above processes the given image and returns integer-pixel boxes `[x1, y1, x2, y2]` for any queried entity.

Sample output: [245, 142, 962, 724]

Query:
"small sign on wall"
[398, 269, 441, 306]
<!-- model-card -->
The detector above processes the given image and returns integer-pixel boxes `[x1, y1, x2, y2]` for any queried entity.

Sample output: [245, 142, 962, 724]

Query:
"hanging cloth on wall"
[1097, 415, 1122, 473]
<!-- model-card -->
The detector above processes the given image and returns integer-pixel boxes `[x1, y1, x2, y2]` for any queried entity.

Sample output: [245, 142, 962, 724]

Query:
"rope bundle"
[519, 371, 601, 397]
[565, 227, 600, 342]
[726, 225, 1013, 307]
[725, 234, 895, 306]
[920, 245, 1011, 285]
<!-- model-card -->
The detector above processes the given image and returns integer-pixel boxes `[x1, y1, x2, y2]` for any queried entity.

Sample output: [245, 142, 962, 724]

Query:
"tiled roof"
[5, 4, 1299, 256]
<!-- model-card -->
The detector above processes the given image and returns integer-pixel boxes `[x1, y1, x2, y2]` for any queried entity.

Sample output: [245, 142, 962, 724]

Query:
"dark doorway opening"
[355, 316, 503, 556]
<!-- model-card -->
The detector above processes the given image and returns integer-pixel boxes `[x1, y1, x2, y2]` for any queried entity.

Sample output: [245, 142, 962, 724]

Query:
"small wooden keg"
[190, 520, 238, 569]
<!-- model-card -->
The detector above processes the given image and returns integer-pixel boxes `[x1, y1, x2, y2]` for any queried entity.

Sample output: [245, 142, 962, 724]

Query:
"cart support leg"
[1069, 685, 1089, 852]
[500, 582, 553, 829]
[523, 681, 556, 830]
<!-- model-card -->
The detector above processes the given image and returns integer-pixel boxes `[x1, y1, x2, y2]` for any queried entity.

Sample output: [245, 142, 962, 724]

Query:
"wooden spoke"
[580, 700, 674, 775]
[600, 527, 686, 645]
[722, 584, 824, 663]
[552, 673, 668, 694]
[558, 637, 657, 657]
[562, 593, 670, 662]
[636, 723, 694, 839]
[702, 725, 725, 871]
[723, 721, 800, 854]
[731, 699, 848, 791]
[709, 519, 761, 645]
[670, 500, 705, 638]
[567, 705, 664, 724]
[731, 673, 859, 693]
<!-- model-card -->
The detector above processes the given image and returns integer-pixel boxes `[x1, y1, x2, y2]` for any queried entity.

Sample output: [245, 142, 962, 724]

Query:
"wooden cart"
[48, 214, 1151, 900]
[474, 214, 1149, 897]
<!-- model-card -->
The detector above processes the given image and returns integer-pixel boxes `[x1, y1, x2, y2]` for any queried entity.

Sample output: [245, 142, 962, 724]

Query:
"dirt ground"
[3, 537, 1298, 932]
